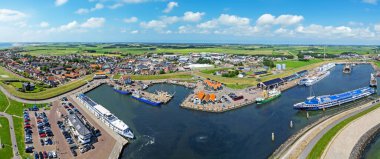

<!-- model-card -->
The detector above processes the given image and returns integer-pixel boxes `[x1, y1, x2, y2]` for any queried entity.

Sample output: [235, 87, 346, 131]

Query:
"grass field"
[307, 103, 380, 159]
[0, 117, 13, 159]
[0, 74, 92, 100]
[275, 59, 323, 70]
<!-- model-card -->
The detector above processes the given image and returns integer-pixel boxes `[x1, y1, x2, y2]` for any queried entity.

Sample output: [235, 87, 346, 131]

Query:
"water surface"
[86, 64, 374, 159]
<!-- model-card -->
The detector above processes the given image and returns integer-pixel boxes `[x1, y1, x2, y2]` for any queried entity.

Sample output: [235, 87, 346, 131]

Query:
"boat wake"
[136, 135, 155, 152]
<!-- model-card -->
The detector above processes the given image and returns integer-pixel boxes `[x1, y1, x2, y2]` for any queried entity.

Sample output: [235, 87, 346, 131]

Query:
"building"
[66, 114, 92, 144]
[22, 82, 35, 91]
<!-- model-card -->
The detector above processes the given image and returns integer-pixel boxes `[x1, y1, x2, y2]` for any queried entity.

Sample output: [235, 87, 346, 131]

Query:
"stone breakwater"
[350, 123, 380, 159]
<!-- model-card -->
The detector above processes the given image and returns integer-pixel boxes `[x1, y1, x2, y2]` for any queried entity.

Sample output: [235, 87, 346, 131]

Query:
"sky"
[1, 0, 380, 44]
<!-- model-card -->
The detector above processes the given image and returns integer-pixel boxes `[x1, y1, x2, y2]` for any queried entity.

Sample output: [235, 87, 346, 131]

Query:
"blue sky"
[1, 0, 380, 44]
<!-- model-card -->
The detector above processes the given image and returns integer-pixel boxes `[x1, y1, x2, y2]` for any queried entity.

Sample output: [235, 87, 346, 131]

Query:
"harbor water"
[86, 64, 375, 159]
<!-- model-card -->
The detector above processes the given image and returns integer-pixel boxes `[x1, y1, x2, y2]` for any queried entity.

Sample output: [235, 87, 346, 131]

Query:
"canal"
[86, 64, 374, 159]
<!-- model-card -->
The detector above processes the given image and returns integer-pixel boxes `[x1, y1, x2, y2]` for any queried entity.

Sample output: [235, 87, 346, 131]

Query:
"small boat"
[343, 64, 351, 73]
[256, 89, 281, 104]
[113, 86, 131, 95]
[370, 73, 377, 87]
[131, 91, 161, 106]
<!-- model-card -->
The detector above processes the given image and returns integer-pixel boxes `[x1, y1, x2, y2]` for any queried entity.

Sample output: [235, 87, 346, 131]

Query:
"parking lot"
[22, 96, 117, 159]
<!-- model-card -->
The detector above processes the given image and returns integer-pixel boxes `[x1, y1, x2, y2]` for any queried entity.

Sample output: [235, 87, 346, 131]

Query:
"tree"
[263, 59, 275, 68]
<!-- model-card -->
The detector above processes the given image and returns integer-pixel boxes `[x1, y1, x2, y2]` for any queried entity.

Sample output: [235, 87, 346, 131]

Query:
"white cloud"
[163, 2, 178, 13]
[123, 17, 138, 23]
[183, 11, 205, 22]
[91, 3, 104, 11]
[257, 14, 303, 26]
[130, 30, 139, 34]
[80, 17, 105, 28]
[109, 3, 124, 9]
[140, 20, 167, 29]
[57, 21, 78, 32]
[123, 0, 147, 4]
[362, 0, 378, 5]
[197, 20, 218, 29]
[0, 9, 27, 22]
[374, 24, 380, 32]
[160, 16, 180, 24]
[55, 0, 68, 6]
[39, 21, 50, 28]
[75, 8, 89, 14]
[76, 3, 104, 14]
[218, 14, 250, 26]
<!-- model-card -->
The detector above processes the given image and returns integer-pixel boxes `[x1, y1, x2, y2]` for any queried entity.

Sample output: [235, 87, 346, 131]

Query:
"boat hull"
[113, 88, 131, 95]
[132, 96, 161, 106]
[256, 94, 281, 104]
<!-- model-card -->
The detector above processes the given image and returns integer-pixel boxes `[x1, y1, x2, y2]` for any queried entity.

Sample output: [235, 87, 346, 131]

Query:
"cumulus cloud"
[374, 24, 380, 32]
[130, 30, 139, 34]
[123, 0, 147, 3]
[218, 14, 250, 26]
[109, 3, 124, 9]
[39, 21, 50, 28]
[256, 14, 303, 26]
[75, 3, 104, 14]
[183, 11, 205, 22]
[0, 9, 27, 22]
[81, 17, 105, 28]
[362, 0, 377, 5]
[140, 20, 167, 29]
[163, 2, 178, 13]
[123, 17, 138, 23]
[55, 0, 68, 6]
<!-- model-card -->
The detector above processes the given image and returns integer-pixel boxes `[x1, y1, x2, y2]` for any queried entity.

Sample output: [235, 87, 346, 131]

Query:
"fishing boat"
[294, 87, 375, 110]
[255, 89, 281, 104]
[113, 86, 131, 95]
[77, 94, 134, 139]
[343, 64, 351, 73]
[370, 73, 377, 87]
[131, 91, 162, 106]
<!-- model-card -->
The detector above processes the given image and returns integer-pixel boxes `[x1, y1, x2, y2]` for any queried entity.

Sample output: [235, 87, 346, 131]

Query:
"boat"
[304, 71, 330, 86]
[113, 86, 131, 95]
[298, 78, 309, 85]
[343, 64, 351, 73]
[293, 87, 375, 110]
[131, 91, 162, 106]
[320, 63, 335, 72]
[370, 73, 377, 87]
[256, 89, 281, 104]
[76, 94, 134, 139]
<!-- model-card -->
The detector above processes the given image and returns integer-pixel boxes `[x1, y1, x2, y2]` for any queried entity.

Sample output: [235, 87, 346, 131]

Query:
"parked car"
[38, 151, 43, 159]
[34, 152, 39, 159]
[43, 151, 48, 158]
[70, 148, 77, 157]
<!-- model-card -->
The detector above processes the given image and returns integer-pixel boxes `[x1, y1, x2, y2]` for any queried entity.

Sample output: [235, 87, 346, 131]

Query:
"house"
[119, 75, 132, 85]
[22, 82, 35, 91]
[66, 114, 92, 144]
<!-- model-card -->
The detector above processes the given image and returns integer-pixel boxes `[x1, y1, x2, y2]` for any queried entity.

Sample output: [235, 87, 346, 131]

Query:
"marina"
[84, 64, 376, 159]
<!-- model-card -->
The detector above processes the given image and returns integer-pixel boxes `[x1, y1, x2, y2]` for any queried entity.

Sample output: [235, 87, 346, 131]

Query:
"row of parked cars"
[34, 151, 57, 159]
[35, 112, 54, 139]
[24, 109, 35, 153]
[57, 120, 77, 157]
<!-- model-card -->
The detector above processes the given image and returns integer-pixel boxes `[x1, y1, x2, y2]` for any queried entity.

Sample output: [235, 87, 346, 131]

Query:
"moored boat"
[293, 87, 375, 110]
[370, 73, 377, 87]
[131, 91, 162, 106]
[256, 89, 281, 104]
[343, 64, 351, 73]
[113, 86, 131, 95]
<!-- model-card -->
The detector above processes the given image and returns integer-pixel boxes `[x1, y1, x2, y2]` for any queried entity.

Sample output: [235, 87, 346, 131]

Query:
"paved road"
[323, 104, 380, 158]
[0, 112, 21, 159]
[278, 100, 378, 158]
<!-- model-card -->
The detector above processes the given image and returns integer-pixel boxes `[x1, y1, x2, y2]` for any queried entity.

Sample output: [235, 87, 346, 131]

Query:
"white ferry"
[76, 94, 134, 139]
[305, 71, 330, 86]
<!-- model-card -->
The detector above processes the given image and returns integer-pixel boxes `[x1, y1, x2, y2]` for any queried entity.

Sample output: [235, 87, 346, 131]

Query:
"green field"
[19, 44, 378, 56]
[275, 59, 323, 70]
[307, 103, 380, 159]
[0, 74, 92, 100]
[0, 117, 13, 159]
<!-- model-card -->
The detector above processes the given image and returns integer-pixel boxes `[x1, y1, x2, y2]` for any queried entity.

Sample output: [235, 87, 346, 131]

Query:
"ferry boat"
[293, 87, 375, 110]
[131, 91, 162, 106]
[76, 94, 134, 139]
[370, 73, 377, 87]
[304, 71, 330, 86]
[255, 89, 281, 104]
[113, 86, 131, 95]
[298, 78, 309, 85]
[320, 63, 335, 72]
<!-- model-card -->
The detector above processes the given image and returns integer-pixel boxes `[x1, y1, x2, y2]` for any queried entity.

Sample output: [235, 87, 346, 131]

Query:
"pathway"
[0, 112, 20, 159]
[322, 104, 380, 158]
[275, 100, 377, 158]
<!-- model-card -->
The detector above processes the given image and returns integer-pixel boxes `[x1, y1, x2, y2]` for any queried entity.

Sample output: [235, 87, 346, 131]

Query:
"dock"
[139, 90, 173, 104]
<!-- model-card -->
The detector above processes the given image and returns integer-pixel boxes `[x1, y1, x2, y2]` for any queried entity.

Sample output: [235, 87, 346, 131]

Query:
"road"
[0, 112, 21, 159]
[277, 99, 378, 158]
